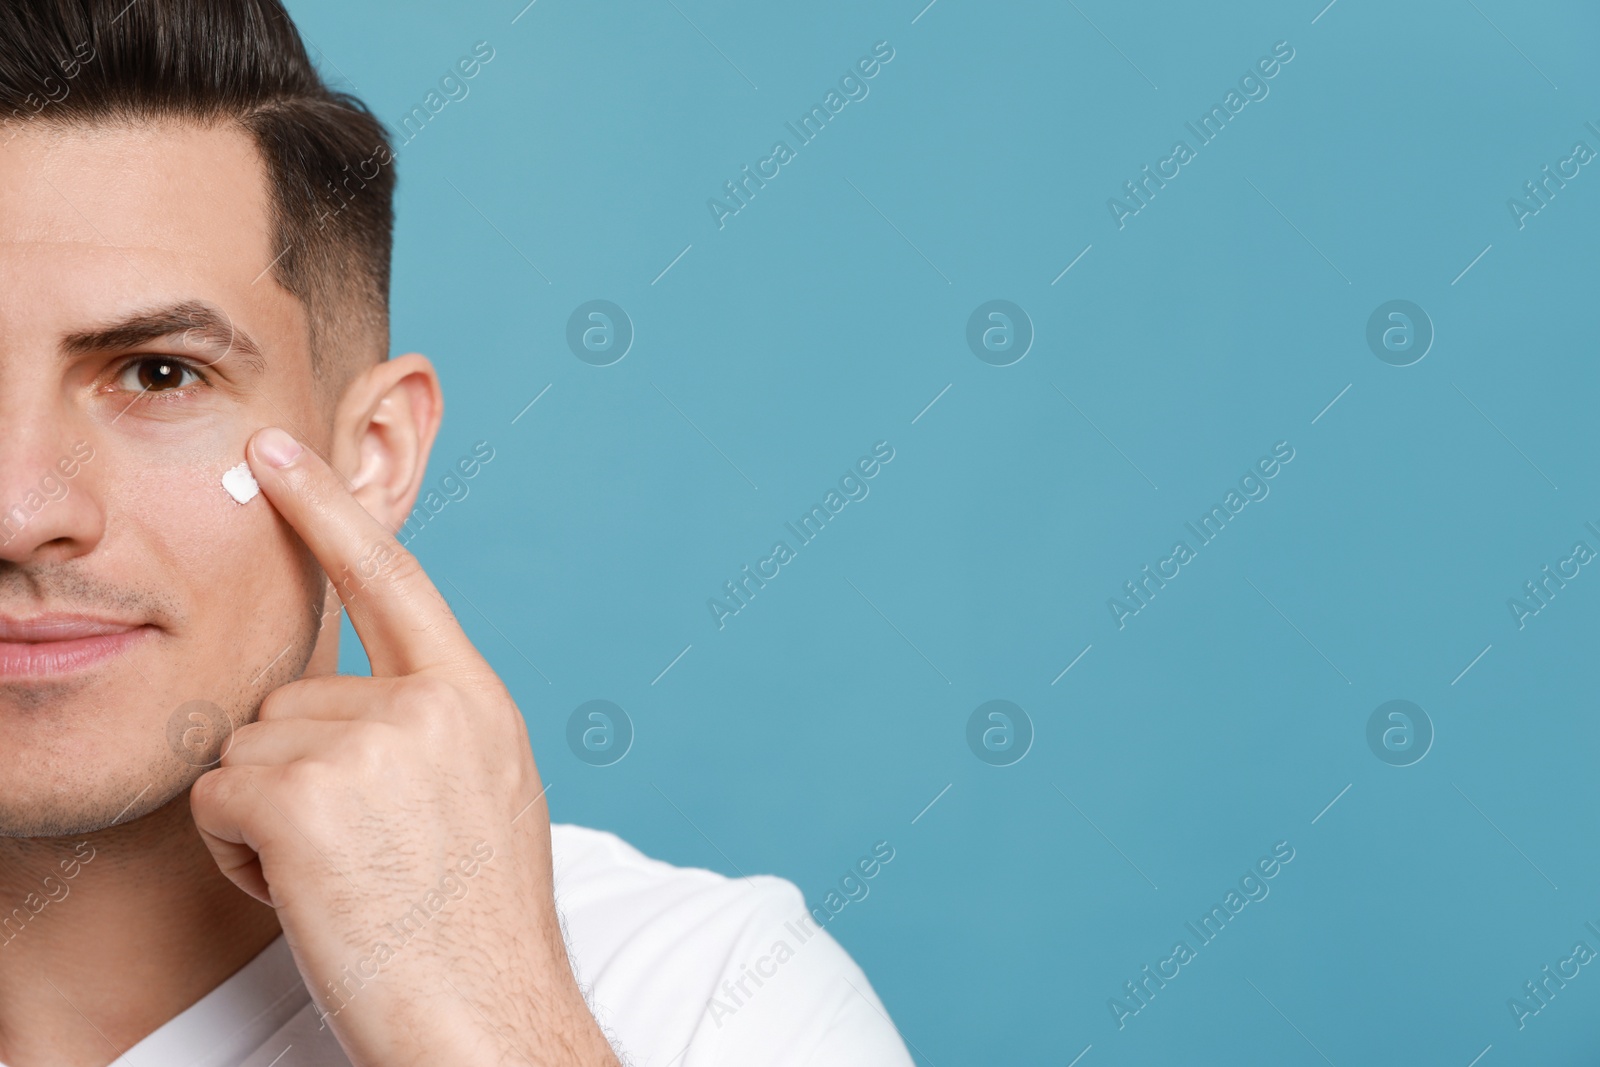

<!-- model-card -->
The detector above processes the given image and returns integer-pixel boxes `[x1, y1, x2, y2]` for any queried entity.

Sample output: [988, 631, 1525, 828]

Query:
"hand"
[189, 426, 618, 1067]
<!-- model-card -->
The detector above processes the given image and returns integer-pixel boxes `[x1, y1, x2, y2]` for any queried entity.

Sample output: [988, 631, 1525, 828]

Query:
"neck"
[0, 790, 280, 1067]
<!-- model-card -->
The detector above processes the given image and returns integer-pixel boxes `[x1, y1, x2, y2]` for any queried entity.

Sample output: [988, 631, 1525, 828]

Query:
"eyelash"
[111, 355, 211, 401]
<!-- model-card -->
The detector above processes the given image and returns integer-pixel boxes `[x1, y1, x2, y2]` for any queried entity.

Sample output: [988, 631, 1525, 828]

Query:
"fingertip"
[252, 426, 304, 470]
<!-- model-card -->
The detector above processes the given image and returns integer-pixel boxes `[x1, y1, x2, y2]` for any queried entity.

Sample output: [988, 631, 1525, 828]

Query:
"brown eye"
[117, 357, 200, 393]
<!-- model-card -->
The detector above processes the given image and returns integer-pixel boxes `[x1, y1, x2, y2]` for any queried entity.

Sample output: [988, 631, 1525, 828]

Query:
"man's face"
[0, 120, 331, 836]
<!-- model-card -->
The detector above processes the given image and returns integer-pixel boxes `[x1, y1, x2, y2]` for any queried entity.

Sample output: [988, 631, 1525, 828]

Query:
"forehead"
[0, 118, 305, 359]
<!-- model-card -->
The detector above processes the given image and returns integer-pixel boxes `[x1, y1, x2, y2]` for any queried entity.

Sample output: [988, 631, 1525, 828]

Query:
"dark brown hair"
[0, 0, 396, 377]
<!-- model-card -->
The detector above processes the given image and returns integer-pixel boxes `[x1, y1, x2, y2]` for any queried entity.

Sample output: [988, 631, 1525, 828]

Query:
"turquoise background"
[302, 0, 1600, 1062]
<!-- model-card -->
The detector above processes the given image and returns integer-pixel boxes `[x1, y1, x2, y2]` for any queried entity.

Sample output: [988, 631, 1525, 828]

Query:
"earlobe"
[335, 353, 443, 533]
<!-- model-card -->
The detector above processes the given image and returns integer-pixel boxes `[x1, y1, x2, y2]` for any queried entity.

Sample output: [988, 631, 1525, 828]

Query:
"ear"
[329, 353, 444, 534]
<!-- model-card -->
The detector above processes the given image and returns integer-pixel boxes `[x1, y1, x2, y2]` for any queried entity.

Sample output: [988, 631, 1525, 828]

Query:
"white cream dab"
[222, 462, 260, 504]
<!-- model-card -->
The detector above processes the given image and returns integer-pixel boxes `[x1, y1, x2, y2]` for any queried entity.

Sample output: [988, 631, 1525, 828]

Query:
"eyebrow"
[60, 301, 267, 374]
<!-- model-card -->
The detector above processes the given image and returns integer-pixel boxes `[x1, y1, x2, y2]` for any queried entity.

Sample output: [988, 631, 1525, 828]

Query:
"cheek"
[106, 424, 320, 629]
[113, 420, 259, 543]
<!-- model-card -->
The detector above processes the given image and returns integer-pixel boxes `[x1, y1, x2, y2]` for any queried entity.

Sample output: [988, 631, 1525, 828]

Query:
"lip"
[0, 614, 154, 678]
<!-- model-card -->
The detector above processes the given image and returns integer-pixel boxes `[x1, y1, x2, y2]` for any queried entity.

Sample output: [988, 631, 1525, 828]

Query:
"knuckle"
[274, 759, 324, 803]
[387, 542, 423, 578]
[189, 767, 227, 810]
[268, 765, 336, 841]
[371, 542, 421, 587]
[394, 675, 458, 719]
[257, 680, 306, 722]
[496, 750, 534, 803]
[344, 722, 398, 778]
[217, 721, 261, 766]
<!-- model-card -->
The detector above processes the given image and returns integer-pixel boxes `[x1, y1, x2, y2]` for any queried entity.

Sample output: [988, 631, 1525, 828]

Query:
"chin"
[0, 726, 195, 839]
[0, 783, 181, 839]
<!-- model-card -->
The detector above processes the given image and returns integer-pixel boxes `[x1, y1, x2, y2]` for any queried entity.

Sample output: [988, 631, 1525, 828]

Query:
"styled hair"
[0, 0, 396, 377]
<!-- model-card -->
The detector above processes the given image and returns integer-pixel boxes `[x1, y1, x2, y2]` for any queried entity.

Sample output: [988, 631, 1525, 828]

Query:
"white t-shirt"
[75, 824, 914, 1067]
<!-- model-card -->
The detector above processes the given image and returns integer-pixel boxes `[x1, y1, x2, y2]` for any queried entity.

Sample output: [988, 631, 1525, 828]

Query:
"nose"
[0, 432, 104, 565]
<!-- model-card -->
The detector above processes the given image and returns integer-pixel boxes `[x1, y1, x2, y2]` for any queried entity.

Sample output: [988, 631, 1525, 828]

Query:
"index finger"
[245, 425, 472, 677]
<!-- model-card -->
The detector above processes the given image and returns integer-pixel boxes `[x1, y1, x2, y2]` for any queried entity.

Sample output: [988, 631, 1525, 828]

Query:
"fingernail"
[256, 427, 303, 469]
